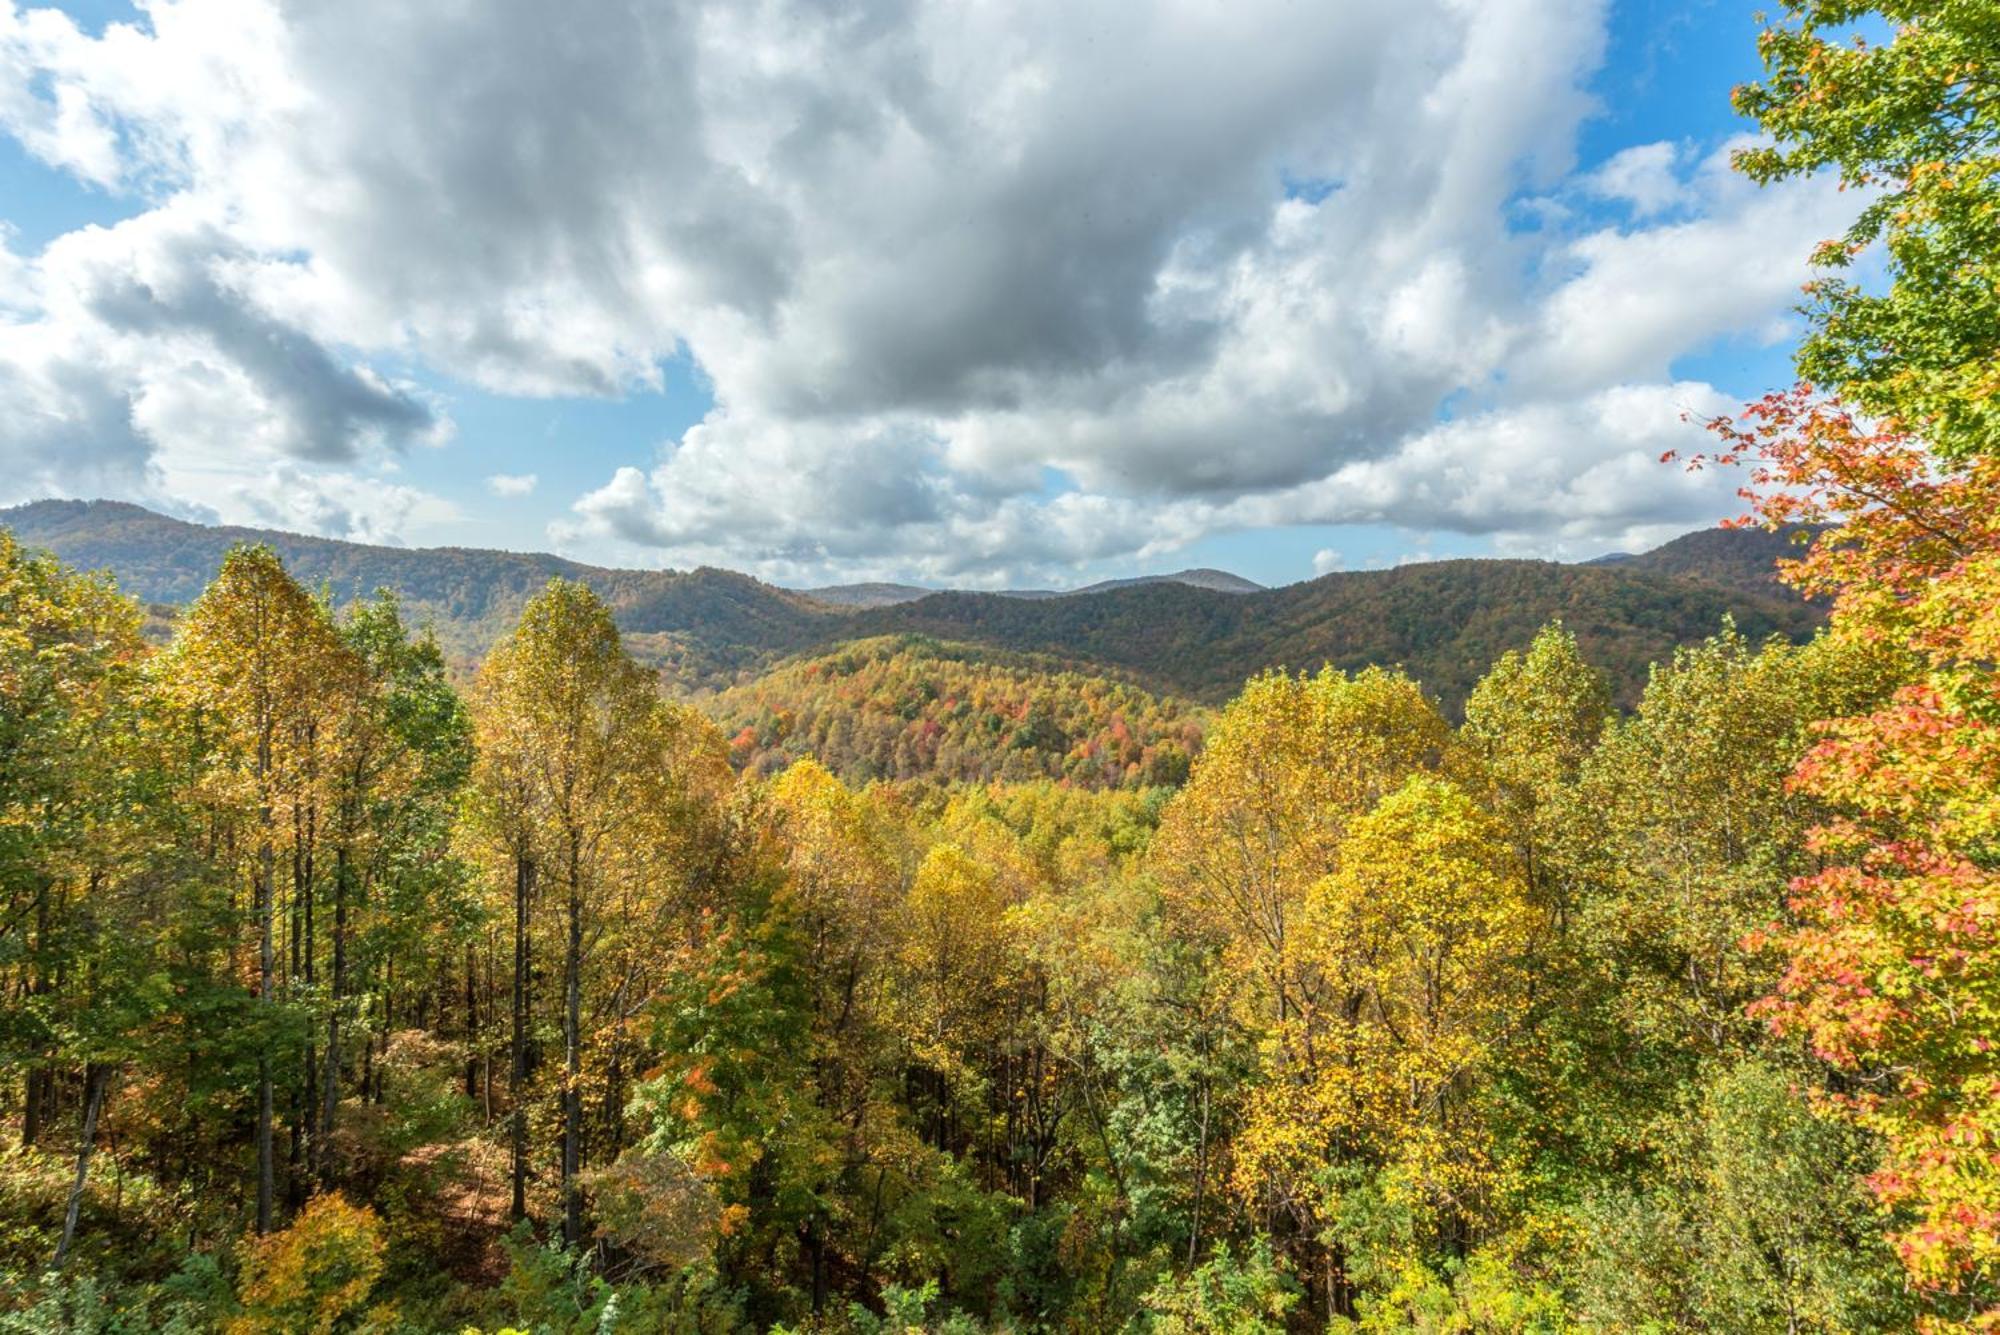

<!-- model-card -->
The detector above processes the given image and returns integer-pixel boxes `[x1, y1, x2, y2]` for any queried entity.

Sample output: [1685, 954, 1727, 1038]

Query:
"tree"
[758, 760, 903, 1307]
[1573, 1058, 1912, 1334]
[318, 593, 474, 1185]
[1683, 386, 2000, 1322]
[1734, 1, 2000, 461]
[468, 578, 709, 1247]
[0, 534, 174, 1270]
[230, 1192, 386, 1335]
[1459, 621, 1608, 925]
[1573, 625, 1893, 1061]
[1149, 668, 1452, 1318]
[1152, 668, 1449, 1033]
[163, 545, 361, 1234]
[0, 534, 148, 1142]
[1689, 4, 2000, 1318]
[1236, 776, 1534, 1313]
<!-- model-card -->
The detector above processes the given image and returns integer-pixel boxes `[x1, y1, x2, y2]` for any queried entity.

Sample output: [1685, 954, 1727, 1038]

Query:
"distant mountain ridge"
[0, 498, 833, 680]
[803, 567, 1262, 607]
[1, 498, 1822, 708]
[1595, 523, 1820, 596]
[802, 582, 937, 608]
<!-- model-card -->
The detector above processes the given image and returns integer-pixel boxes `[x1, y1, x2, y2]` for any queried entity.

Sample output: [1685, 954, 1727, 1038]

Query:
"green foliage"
[1135, 1240, 1299, 1333]
[1340, 1252, 1569, 1335]
[1571, 1060, 1911, 1334]
[1735, 1, 2000, 459]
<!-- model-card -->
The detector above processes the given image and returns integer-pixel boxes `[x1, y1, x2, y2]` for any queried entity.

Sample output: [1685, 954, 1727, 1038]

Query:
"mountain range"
[0, 498, 1822, 709]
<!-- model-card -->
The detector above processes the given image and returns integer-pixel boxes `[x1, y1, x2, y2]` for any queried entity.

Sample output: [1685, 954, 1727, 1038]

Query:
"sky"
[0, 0, 1851, 589]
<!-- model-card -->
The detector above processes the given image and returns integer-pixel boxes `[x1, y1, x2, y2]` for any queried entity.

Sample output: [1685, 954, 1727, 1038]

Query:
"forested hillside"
[704, 635, 1204, 788]
[845, 556, 1820, 707]
[1600, 522, 1821, 595]
[0, 499, 838, 674]
[2, 499, 1818, 709]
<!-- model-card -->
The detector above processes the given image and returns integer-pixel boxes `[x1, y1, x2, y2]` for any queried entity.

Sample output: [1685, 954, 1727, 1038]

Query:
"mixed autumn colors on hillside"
[4, 4, 2000, 1335]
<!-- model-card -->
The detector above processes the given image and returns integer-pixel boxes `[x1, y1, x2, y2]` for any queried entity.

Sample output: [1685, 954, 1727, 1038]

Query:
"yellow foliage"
[1152, 666, 1449, 1028]
[1236, 775, 1533, 1250]
[231, 1193, 387, 1335]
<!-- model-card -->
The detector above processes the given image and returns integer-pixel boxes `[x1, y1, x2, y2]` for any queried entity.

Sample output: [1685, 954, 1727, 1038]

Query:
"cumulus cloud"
[225, 463, 460, 547]
[1582, 141, 1686, 217]
[1212, 381, 1746, 556]
[0, 0, 1855, 571]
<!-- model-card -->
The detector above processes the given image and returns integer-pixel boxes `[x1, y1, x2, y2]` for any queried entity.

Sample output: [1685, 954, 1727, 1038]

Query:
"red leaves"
[1695, 384, 2000, 1307]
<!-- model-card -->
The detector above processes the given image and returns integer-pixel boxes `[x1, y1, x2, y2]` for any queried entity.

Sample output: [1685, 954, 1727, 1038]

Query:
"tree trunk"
[22, 882, 50, 1148]
[561, 839, 583, 1248]
[54, 1064, 108, 1269]
[464, 939, 480, 1100]
[257, 835, 276, 1235]
[22, 1067, 45, 1149]
[510, 852, 532, 1222]
[300, 791, 317, 1187]
[320, 842, 349, 1186]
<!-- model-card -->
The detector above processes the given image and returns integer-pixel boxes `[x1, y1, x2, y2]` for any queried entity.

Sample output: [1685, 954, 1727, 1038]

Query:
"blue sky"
[0, 0, 1844, 587]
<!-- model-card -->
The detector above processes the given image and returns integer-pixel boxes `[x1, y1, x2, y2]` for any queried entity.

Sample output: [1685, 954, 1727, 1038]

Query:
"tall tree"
[1151, 667, 1449, 1032]
[469, 578, 679, 1246]
[1459, 620, 1609, 923]
[163, 545, 359, 1233]
[1150, 667, 1449, 1318]
[1734, 0, 2000, 461]
[1237, 776, 1534, 1314]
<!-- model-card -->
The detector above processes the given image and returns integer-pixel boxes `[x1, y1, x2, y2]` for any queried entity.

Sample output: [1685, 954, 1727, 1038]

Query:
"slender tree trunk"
[561, 839, 583, 1248]
[483, 934, 495, 1121]
[257, 833, 276, 1235]
[21, 1067, 45, 1149]
[22, 882, 50, 1148]
[53, 1064, 107, 1270]
[510, 852, 532, 1222]
[300, 792, 317, 1186]
[1188, 1024, 1211, 1268]
[320, 842, 349, 1186]
[464, 939, 480, 1100]
[808, 1214, 828, 1314]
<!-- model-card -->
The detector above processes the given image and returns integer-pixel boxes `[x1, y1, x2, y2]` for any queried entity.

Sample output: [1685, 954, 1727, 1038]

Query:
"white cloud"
[486, 472, 538, 497]
[226, 463, 459, 546]
[1311, 548, 1344, 577]
[0, 0, 1855, 572]
[1582, 140, 1686, 217]
[1209, 381, 1747, 558]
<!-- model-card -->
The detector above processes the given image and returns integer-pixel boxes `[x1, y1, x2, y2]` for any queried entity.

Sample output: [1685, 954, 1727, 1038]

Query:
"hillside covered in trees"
[703, 635, 1205, 789]
[2, 499, 1819, 710]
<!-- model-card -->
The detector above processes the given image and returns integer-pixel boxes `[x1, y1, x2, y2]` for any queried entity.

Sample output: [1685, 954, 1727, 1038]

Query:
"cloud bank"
[0, 0, 1849, 579]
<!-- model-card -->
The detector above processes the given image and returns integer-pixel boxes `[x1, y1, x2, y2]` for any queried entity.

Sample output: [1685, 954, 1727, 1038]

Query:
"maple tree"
[1680, 390, 2000, 1323]
[1658, 6, 2000, 1316]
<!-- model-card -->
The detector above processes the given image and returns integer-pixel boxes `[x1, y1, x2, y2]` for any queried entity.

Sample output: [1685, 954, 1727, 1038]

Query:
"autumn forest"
[5, 3, 2000, 1333]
